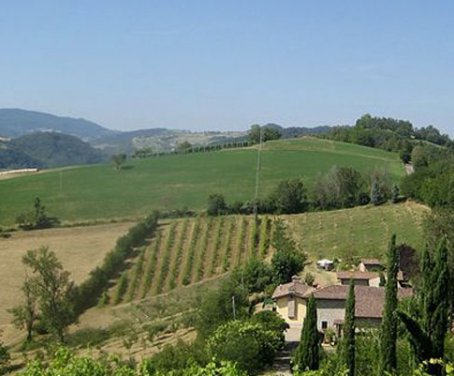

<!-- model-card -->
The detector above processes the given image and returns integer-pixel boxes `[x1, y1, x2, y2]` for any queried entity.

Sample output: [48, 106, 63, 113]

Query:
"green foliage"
[111, 153, 127, 170]
[22, 247, 75, 342]
[206, 319, 283, 374]
[312, 166, 367, 209]
[271, 219, 307, 284]
[379, 234, 399, 374]
[0, 341, 10, 375]
[127, 249, 145, 301]
[207, 217, 225, 277]
[270, 178, 308, 214]
[398, 239, 450, 375]
[196, 276, 249, 339]
[258, 216, 271, 257]
[156, 222, 177, 293]
[182, 219, 201, 285]
[196, 218, 214, 281]
[177, 141, 192, 153]
[75, 212, 159, 314]
[142, 231, 162, 298]
[169, 219, 190, 289]
[294, 295, 320, 372]
[16, 197, 59, 230]
[233, 258, 273, 294]
[248, 124, 282, 144]
[115, 272, 129, 304]
[207, 194, 228, 216]
[66, 327, 110, 348]
[8, 275, 38, 342]
[222, 219, 235, 272]
[342, 281, 355, 376]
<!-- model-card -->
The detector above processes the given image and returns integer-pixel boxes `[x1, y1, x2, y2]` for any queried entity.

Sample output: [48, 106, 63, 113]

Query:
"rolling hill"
[108, 202, 426, 306]
[0, 137, 405, 225]
[0, 108, 114, 140]
[9, 132, 105, 167]
[0, 138, 404, 228]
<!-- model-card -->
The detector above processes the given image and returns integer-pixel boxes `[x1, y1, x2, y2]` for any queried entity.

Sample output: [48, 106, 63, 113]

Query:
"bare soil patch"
[0, 222, 133, 343]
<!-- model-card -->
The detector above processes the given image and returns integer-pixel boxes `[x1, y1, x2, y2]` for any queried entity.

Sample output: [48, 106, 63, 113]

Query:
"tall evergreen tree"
[398, 239, 449, 376]
[379, 234, 399, 374]
[294, 294, 320, 371]
[343, 280, 356, 376]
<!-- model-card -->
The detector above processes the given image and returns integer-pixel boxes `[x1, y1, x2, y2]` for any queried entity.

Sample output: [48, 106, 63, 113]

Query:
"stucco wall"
[315, 299, 345, 331]
[275, 296, 307, 327]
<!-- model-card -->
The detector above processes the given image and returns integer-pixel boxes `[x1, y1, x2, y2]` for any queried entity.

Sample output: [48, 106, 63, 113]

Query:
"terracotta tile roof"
[360, 258, 382, 266]
[272, 280, 315, 299]
[308, 285, 414, 319]
[337, 271, 379, 280]
[310, 285, 349, 300]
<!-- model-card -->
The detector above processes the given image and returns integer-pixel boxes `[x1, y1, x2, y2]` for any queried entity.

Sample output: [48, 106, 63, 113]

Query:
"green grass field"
[0, 137, 404, 225]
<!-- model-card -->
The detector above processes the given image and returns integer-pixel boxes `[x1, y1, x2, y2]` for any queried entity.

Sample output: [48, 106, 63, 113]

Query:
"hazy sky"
[1, 1, 454, 135]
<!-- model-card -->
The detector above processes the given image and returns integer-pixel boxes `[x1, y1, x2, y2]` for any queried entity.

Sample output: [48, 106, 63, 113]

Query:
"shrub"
[206, 320, 283, 374]
[207, 194, 227, 216]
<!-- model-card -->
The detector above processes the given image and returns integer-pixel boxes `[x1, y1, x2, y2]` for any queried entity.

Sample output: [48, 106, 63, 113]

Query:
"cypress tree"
[398, 239, 449, 376]
[379, 234, 399, 374]
[343, 280, 356, 376]
[294, 294, 320, 371]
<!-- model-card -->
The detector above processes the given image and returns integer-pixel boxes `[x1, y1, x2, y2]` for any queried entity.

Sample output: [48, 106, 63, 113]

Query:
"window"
[288, 298, 296, 319]
[321, 321, 328, 330]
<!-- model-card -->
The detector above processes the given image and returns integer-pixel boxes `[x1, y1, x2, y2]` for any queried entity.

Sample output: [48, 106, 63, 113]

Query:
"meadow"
[0, 137, 404, 225]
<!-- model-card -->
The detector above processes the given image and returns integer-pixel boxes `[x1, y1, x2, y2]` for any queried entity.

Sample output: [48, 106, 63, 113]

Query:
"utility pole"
[253, 126, 263, 221]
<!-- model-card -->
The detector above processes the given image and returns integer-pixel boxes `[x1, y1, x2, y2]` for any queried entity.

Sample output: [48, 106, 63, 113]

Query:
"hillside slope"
[0, 137, 405, 225]
[97, 202, 426, 308]
[0, 108, 114, 140]
[9, 132, 105, 167]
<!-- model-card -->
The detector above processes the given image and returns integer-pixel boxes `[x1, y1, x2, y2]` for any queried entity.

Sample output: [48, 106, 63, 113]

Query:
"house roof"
[360, 258, 382, 266]
[309, 285, 414, 319]
[337, 271, 379, 280]
[272, 279, 315, 300]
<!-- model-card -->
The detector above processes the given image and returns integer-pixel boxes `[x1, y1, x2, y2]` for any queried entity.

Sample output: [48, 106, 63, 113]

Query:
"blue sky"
[1, 1, 453, 135]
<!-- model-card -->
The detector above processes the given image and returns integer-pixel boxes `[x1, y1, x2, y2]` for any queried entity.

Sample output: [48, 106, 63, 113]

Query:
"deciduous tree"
[22, 247, 75, 342]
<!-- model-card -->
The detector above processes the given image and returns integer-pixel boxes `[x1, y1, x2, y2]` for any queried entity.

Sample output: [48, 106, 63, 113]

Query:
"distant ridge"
[0, 108, 114, 141]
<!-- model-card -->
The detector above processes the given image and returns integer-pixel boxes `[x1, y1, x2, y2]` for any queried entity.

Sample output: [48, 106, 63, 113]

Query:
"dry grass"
[0, 222, 133, 343]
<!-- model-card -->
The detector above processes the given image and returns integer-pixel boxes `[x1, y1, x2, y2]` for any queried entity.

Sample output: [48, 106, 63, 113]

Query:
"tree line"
[321, 114, 453, 163]
[207, 166, 398, 216]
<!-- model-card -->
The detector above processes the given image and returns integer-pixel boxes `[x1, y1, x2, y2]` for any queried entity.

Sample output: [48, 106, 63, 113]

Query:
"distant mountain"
[7, 132, 105, 168]
[92, 128, 248, 154]
[92, 125, 332, 154]
[0, 109, 115, 141]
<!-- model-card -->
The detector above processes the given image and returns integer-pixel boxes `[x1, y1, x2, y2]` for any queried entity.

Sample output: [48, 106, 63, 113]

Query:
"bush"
[206, 320, 283, 374]
[74, 211, 159, 314]
[232, 258, 273, 293]
[207, 194, 227, 216]
[66, 328, 110, 348]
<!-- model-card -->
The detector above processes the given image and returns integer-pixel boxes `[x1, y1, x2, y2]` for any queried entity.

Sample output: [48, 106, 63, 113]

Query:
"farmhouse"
[272, 278, 413, 338]
[272, 276, 314, 328]
[336, 271, 381, 287]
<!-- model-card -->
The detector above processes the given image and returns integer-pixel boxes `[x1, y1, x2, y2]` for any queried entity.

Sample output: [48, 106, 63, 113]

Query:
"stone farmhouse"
[272, 275, 413, 339]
